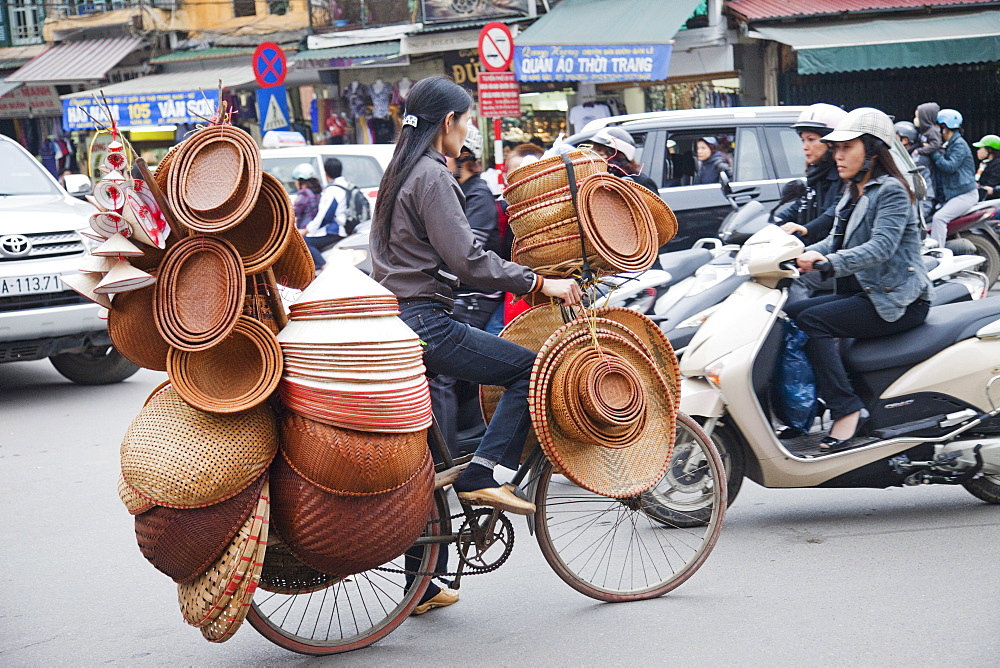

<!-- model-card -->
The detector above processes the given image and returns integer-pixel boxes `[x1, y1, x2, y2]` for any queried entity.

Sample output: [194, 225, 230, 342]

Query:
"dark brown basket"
[269, 450, 433, 578]
[217, 173, 293, 274]
[134, 472, 266, 583]
[108, 282, 170, 372]
[280, 413, 428, 495]
[258, 529, 340, 595]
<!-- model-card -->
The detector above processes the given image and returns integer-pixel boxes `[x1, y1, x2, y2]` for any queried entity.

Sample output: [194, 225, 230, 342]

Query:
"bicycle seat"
[844, 296, 1000, 373]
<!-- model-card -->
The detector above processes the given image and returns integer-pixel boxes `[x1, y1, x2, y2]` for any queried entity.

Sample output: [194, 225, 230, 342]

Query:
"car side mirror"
[63, 173, 91, 195]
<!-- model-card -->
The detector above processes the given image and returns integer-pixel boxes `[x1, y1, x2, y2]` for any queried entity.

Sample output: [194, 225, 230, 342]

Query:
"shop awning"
[0, 81, 21, 98]
[6, 36, 143, 84]
[515, 0, 703, 46]
[0, 44, 49, 71]
[752, 9, 1000, 75]
[291, 41, 405, 68]
[63, 66, 257, 99]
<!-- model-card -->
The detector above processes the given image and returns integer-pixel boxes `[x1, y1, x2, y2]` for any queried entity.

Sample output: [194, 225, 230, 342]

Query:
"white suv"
[0, 135, 138, 384]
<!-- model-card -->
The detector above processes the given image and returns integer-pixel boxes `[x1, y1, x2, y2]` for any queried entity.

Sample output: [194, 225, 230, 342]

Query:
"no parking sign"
[253, 43, 287, 88]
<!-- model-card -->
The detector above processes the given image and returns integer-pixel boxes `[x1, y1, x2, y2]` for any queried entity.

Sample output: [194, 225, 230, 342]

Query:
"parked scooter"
[946, 199, 1000, 287]
[647, 224, 1000, 526]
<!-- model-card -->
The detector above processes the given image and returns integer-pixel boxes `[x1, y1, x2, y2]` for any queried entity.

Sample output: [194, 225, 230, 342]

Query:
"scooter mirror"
[780, 180, 806, 204]
[719, 171, 732, 197]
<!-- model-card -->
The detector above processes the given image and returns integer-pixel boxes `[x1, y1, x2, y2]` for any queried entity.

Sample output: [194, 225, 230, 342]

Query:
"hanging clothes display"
[649, 82, 740, 112]
[369, 79, 392, 119]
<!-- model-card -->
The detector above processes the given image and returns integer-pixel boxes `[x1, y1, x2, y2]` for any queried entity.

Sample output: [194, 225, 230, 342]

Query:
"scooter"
[946, 200, 1000, 288]
[649, 224, 1000, 527]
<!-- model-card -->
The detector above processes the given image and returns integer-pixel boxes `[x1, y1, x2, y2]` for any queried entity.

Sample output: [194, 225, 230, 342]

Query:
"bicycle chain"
[374, 511, 514, 578]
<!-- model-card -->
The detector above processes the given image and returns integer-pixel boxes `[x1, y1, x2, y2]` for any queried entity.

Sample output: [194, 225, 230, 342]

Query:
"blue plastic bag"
[773, 319, 818, 432]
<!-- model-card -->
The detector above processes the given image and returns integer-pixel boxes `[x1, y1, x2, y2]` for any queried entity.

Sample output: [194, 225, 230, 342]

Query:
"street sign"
[478, 22, 514, 73]
[253, 42, 287, 88]
[477, 71, 520, 118]
[256, 86, 290, 132]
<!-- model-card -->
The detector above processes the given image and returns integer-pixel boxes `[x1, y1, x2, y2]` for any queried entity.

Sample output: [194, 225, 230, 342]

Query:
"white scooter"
[646, 225, 1000, 526]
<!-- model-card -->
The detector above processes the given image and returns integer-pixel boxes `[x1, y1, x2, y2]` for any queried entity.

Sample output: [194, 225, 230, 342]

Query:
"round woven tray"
[135, 472, 267, 583]
[281, 413, 428, 495]
[269, 450, 433, 578]
[504, 150, 605, 206]
[588, 307, 681, 405]
[577, 174, 657, 273]
[619, 179, 678, 247]
[270, 228, 315, 291]
[120, 385, 278, 509]
[258, 529, 340, 595]
[108, 282, 170, 371]
[167, 315, 283, 414]
[217, 173, 293, 274]
[155, 234, 246, 352]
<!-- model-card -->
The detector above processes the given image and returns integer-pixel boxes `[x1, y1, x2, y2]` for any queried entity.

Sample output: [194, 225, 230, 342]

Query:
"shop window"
[662, 128, 735, 188]
[267, 0, 289, 14]
[9, 0, 43, 45]
[233, 0, 256, 17]
[764, 126, 807, 179]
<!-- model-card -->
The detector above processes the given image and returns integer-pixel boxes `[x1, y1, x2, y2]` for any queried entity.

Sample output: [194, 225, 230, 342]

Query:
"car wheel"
[50, 345, 140, 385]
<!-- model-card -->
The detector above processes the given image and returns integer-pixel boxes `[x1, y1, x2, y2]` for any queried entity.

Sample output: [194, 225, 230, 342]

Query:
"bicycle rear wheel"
[247, 496, 443, 656]
[533, 413, 726, 602]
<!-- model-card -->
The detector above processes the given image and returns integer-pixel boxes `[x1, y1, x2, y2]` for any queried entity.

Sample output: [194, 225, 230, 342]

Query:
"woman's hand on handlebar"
[541, 277, 582, 305]
[796, 250, 828, 273]
[780, 222, 808, 237]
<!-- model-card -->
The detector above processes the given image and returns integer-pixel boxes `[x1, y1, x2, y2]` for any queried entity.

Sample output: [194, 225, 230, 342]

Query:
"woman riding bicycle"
[789, 107, 934, 453]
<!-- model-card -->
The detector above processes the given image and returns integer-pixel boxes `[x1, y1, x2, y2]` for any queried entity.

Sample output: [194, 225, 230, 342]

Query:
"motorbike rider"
[589, 126, 660, 192]
[894, 121, 936, 220]
[777, 103, 848, 243]
[928, 108, 978, 248]
[789, 107, 934, 453]
[972, 134, 1000, 200]
[291, 162, 322, 230]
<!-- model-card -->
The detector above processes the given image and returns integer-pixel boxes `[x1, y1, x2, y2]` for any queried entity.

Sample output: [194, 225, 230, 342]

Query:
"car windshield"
[0, 141, 60, 196]
[263, 155, 384, 195]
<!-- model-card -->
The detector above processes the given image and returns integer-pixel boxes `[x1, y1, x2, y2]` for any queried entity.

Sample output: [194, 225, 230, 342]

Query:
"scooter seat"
[658, 248, 713, 287]
[844, 296, 1000, 373]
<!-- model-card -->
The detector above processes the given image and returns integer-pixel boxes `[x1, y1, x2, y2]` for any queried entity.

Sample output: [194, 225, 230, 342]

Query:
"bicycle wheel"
[247, 494, 444, 656]
[534, 413, 726, 602]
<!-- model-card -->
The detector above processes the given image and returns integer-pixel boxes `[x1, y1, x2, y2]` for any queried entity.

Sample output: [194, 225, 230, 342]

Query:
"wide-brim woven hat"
[120, 385, 278, 509]
[167, 315, 283, 414]
[107, 281, 170, 371]
[280, 413, 428, 495]
[176, 480, 269, 637]
[216, 172, 293, 274]
[154, 234, 245, 351]
[588, 307, 681, 405]
[135, 472, 267, 583]
[269, 451, 433, 578]
[528, 319, 677, 498]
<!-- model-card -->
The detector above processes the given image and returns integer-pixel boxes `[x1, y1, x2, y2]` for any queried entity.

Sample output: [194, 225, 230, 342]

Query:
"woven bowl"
[118, 471, 155, 515]
[504, 150, 605, 206]
[578, 174, 657, 273]
[180, 136, 245, 213]
[258, 530, 340, 595]
[217, 173, 293, 274]
[619, 179, 678, 247]
[588, 308, 681, 405]
[155, 234, 245, 352]
[121, 385, 278, 509]
[108, 282, 170, 371]
[269, 451, 433, 578]
[270, 226, 315, 290]
[281, 413, 428, 495]
[135, 472, 266, 583]
[168, 316, 282, 414]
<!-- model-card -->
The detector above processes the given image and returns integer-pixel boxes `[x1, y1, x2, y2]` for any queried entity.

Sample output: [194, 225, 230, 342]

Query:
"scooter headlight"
[705, 354, 730, 388]
[676, 303, 722, 329]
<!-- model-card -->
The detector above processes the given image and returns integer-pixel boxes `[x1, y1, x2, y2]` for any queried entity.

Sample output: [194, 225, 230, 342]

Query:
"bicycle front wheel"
[247, 495, 444, 656]
[533, 413, 726, 602]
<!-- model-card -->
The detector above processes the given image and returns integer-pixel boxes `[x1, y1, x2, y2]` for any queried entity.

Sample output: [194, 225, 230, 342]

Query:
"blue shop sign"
[514, 44, 673, 83]
[63, 90, 221, 131]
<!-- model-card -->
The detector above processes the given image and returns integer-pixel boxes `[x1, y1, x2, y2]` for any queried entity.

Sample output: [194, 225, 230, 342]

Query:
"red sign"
[253, 42, 287, 88]
[477, 71, 520, 118]
[477, 22, 514, 73]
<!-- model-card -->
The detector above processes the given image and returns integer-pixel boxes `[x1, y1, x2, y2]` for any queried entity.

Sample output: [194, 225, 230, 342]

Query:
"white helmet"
[823, 107, 896, 148]
[291, 163, 316, 180]
[590, 126, 636, 161]
[462, 121, 483, 160]
[793, 103, 847, 137]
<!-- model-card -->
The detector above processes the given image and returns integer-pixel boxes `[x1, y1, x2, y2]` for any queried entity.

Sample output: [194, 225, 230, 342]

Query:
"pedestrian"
[695, 136, 731, 185]
[588, 126, 659, 192]
[972, 134, 1000, 201]
[303, 157, 354, 272]
[788, 107, 933, 453]
[928, 108, 978, 248]
[290, 163, 322, 229]
[894, 121, 936, 220]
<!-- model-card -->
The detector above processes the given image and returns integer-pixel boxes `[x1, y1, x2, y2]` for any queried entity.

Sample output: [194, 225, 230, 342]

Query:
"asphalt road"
[2, 361, 998, 666]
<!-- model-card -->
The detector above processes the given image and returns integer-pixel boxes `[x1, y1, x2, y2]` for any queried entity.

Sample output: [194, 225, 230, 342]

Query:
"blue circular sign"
[253, 42, 286, 88]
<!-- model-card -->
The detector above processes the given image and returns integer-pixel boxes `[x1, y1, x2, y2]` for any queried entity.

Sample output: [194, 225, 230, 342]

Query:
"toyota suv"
[0, 135, 138, 384]
[569, 106, 808, 250]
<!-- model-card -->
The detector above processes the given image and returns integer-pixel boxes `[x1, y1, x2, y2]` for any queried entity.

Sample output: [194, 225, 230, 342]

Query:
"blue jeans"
[400, 301, 535, 470]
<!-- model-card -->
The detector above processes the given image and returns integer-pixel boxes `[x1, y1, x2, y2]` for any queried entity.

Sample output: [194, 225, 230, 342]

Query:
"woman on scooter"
[972, 134, 1000, 201]
[370, 76, 581, 509]
[789, 107, 934, 453]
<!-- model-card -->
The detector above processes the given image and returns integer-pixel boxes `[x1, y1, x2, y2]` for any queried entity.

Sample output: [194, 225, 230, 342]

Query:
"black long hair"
[848, 135, 916, 203]
[371, 77, 472, 255]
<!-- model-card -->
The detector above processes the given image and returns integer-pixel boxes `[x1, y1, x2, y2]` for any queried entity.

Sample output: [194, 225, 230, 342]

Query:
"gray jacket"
[808, 174, 933, 322]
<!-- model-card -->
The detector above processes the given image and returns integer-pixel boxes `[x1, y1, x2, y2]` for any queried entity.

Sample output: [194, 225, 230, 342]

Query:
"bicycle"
[247, 412, 726, 656]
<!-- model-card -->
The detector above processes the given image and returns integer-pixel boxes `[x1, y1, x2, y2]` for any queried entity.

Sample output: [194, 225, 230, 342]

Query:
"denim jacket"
[808, 174, 934, 322]
[930, 131, 977, 201]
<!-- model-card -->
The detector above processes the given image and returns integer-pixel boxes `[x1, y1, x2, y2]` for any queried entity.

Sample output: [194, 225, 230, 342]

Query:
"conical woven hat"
[93, 178, 128, 211]
[93, 232, 144, 258]
[90, 211, 131, 239]
[94, 260, 155, 294]
[60, 272, 112, 309]
[296, 259, 395, 305]
[277, 315, 418, 346]
[79, 254, 117, 273]
[128, 179, 169, 249]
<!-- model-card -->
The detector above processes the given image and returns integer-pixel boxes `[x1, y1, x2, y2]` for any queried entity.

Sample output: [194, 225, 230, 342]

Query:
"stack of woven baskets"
[503, 149, 678, 278]
[272, 262, 435, 578]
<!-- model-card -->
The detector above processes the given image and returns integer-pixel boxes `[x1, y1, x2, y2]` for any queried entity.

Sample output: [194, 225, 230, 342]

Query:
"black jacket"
[978, 158, 1000, 200]
[697, 151, 731, 185]
[776, 155, 844, 243]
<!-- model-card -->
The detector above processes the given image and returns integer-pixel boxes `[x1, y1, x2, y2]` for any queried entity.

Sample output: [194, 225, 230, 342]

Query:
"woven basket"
[504, 150, 605, 206]
[270, 228, 315, 291]
[121, 385, 278, 509]
[280, 414, 428, 495]
[135, 472, 266, 583]
[200, 516, 268, 643]
[216, 173, 293, 274]
[619, 179, 678, 247]
[577, 174, 657, 273]
[258, 529, 340, 595]
[269, 451, 433, 578]
[177, 481, 269, 629]
[118, 471, 155, 515]
[168, 315, 282, 414]
[153, 143, 182, 194]
[108, 282, 170, 371]
[507, 193, 576, 240]
[155, 234, 246, 352]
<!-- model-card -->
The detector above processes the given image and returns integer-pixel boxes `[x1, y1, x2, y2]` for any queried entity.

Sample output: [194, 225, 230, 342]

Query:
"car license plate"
[0, 274, 66, 297]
